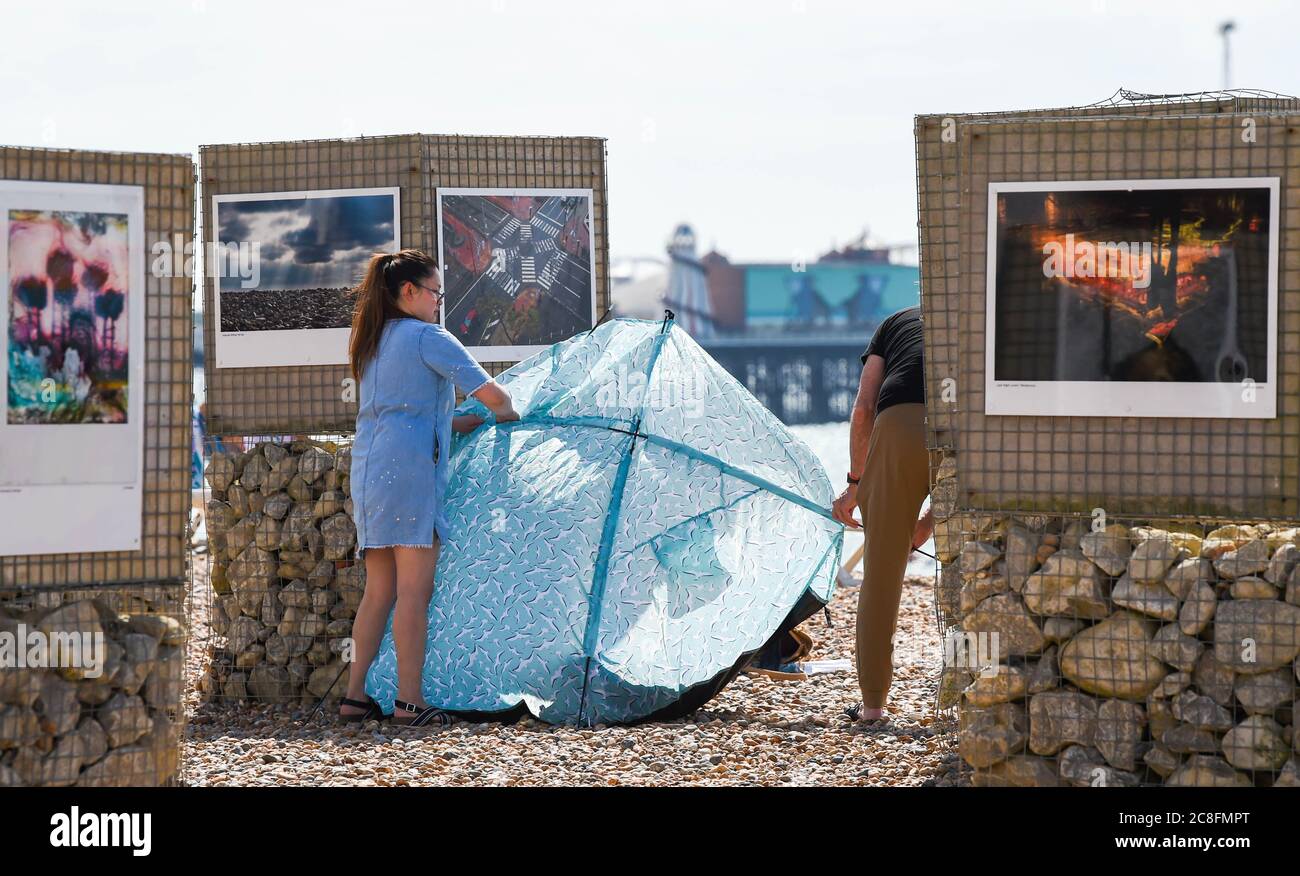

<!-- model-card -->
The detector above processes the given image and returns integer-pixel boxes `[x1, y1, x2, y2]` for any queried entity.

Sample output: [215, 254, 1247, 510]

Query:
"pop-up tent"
[365, 315, 842, 725]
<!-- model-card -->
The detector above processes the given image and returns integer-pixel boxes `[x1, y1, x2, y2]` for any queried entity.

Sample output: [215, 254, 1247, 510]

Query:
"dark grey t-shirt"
[861, 306, 925, 414]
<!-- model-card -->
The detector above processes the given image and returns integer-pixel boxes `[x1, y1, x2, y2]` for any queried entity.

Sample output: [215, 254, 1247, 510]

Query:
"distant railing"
[700, 337, 865, 425]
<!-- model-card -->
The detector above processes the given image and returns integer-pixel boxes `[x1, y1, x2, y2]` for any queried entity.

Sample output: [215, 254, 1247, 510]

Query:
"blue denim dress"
[352, 318, 491, 551]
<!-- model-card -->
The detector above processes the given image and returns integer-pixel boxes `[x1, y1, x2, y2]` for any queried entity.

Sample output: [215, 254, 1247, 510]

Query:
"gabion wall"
[916, 92, 1300, 520]
[0, 584, 185, 786]
[0, 146, 194, 587]
[918, 92, 1300, 787]
[932, 500, 1300, 785]
[0, 146, 192, 786]
[197, 440, 360, 705]
[199, 134, 610, 437]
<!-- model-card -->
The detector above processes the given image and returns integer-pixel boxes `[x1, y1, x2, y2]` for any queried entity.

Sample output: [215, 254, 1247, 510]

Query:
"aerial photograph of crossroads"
[438, 189, 596, 356]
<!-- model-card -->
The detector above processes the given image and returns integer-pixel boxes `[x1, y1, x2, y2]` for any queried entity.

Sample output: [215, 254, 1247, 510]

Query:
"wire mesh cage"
[199, 134, 610, 438]
[918, 91, 1300, 786]
[935, 512, 1299, 787]
[0, 146, 195, 588]
[0, 146, 192, 786]
[917, 90, 1300, 521]
[0, 581, 186, 786]
[191, 434, 358, 708]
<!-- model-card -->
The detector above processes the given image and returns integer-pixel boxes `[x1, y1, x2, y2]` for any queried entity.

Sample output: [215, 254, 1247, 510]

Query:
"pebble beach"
[180, 422, 961, 786]
[182, 568, 959, 787]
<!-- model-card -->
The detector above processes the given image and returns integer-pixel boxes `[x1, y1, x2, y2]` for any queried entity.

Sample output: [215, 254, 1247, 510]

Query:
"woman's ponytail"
[348, 249, 439, 382]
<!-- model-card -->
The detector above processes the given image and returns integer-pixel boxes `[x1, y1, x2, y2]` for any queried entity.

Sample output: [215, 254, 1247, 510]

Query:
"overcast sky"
[2, 1, 1295, 264]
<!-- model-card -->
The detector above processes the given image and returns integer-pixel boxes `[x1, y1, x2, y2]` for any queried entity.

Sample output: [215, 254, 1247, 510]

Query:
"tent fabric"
[365, 316, 843, 725]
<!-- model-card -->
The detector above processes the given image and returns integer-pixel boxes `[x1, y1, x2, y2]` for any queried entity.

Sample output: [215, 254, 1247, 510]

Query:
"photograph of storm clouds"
[216, 189, 398, 333]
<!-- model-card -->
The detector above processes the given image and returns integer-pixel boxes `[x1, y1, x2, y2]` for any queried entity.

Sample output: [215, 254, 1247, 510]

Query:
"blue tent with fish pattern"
[365, 314, 842, 725]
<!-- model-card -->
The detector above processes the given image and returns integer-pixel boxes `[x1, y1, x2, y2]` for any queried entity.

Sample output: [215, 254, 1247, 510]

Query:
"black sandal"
[843, 702, 887, 723]
[392, 699, 452, 727]
[339, 696, 388, 723]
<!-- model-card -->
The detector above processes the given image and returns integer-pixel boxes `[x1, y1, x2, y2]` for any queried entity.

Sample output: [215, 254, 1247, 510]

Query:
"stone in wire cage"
[0, 583, 186, 786]
[920, 92, 1300, 786]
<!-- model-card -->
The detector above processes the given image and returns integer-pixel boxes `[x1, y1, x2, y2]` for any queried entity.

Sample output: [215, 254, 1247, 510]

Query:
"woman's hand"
[452, 414, 485, 434]
[471, 380, 520, 424]
[831, 484, 861, 529]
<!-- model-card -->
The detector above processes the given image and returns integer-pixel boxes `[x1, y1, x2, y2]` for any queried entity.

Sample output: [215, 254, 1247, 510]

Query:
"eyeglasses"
[411, 282, 444, 301]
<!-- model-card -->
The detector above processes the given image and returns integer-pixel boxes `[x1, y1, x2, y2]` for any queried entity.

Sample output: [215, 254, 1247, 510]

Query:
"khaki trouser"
[855, 402, 931, 709]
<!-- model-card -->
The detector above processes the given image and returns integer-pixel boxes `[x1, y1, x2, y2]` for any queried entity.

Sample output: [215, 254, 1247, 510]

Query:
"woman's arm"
[470, 380, 520, 423]
[452, 414, 485, 434]
[418, 324, 518, 428]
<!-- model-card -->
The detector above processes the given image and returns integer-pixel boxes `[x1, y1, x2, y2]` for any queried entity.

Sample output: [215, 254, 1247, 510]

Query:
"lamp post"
[1219, 20, 1236, 90]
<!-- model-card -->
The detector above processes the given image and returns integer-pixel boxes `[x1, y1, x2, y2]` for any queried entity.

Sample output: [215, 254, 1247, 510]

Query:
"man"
[831, 304, 932, 722]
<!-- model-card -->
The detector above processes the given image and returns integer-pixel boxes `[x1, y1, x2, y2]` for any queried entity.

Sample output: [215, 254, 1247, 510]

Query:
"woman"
[339, 249, 519, 726]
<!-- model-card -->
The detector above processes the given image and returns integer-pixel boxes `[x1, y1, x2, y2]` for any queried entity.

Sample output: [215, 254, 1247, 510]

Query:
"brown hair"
[348, 248, 439, 381]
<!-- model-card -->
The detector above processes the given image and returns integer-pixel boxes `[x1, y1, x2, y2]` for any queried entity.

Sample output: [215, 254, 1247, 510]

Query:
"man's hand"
[911, 507, 934, 550]
[832, 484, 861, 530]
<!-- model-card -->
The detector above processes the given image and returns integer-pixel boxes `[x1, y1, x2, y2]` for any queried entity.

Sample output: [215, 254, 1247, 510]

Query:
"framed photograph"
[437, 187, 597, 361]
[0, 180, 145, 555]
[212, 187, 400, 368]
[985, 178, 1279, 418]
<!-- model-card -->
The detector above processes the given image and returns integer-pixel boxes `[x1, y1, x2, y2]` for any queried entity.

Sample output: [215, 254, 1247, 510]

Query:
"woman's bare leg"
[393, 542, 440, 709]
[341, 547, 397, 715]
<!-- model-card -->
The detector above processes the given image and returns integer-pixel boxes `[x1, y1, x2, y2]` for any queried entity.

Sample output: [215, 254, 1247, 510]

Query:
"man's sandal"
[339, 695, 388, 723]
[392, 699, 452, 727]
